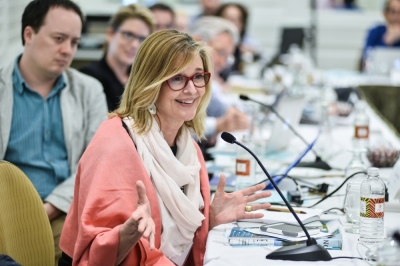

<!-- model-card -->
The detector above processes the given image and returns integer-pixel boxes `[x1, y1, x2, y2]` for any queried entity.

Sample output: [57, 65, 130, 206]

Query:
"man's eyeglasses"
[166, 72, 211, 91]
[119, 30, 147, 43]
[214, 48, 235, 66]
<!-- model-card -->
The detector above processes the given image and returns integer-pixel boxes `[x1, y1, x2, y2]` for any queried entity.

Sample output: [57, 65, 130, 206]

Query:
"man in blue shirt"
[0, 0, 107, 264]
[362, 0, 400, 69]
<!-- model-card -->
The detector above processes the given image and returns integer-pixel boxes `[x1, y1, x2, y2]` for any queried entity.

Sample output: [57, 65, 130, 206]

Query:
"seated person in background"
[0, 0, 107, 264]
[190, 17, 250, 144]
[361, 0, 400, 69]
[149, 3, 175, 32]
[174, 10, 190, 33]
[58, 29, 271, 265]
[215, 3, 262, 77]
[80, 4, 154, 111]
[191, 0, 221, 24]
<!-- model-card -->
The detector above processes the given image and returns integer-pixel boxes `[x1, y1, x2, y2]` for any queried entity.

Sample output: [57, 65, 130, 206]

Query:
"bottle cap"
[368, 167, 379, 176]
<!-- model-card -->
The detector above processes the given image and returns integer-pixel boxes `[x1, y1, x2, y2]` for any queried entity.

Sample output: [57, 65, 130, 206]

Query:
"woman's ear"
[106, 26, 116, 45]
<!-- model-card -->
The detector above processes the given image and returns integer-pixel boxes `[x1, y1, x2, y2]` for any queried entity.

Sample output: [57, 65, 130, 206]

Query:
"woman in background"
[58, 29, 271, 265]
[215, 2, 261, 76]
[80, 4, 154, 111]
[361, 0, 400, 70]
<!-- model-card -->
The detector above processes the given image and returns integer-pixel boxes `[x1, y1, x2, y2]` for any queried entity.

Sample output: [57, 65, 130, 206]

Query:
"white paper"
[244, 228, 332, 241]
[388, 160, 400, 201]
[239, 207, 324, 225]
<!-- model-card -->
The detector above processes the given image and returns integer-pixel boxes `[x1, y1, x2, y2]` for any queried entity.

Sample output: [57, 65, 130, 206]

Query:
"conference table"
[203, 80, 400, 265]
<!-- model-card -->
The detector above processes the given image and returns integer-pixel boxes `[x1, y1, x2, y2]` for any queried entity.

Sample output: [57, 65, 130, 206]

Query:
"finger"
[137, 218, 149, 234]
[245, 191, 272, 203]
[216, 174, 226, 195]
[240, 183, 267, 196]
[242, 212, 265, 220]
[149, 231, 155, 250]
[245, 203, 271, 212]
[136, 181, 148, 204]
[142, 221, 153, 239]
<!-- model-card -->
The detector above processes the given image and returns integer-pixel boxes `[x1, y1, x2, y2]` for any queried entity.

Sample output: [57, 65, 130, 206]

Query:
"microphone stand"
[239, 94, 332, 170]
[221, 132, 332, 261]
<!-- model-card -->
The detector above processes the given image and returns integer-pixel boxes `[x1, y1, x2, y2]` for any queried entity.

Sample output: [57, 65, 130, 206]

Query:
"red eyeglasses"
[166, 72, 211, 91]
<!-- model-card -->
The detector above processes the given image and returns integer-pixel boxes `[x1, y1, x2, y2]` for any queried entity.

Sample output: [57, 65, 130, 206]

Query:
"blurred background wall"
[0, 0, 386, 71]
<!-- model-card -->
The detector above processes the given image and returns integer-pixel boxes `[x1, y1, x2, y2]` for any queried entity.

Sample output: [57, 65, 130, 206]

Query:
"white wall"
[0, 0, 387, 71]
[0, 0, 30, 66]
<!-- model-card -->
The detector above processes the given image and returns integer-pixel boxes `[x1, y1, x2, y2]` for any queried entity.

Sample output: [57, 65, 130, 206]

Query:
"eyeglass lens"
[168, 73, 210, 90]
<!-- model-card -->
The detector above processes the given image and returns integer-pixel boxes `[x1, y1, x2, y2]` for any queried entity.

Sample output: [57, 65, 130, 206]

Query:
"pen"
[267, 206, 307, 214]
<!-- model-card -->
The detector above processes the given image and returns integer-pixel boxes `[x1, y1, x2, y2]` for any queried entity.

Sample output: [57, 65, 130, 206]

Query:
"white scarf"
[123, 117, 205, 259]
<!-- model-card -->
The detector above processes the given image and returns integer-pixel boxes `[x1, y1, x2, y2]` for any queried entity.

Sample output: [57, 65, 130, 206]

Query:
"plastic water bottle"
[359, 167, 385, 244]
[235, 135, 256, 191]
[353, 101, 370, 149]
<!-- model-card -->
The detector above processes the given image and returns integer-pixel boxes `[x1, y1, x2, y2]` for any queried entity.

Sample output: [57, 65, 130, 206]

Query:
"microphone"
[239, 94, 332, 170]
[221, 132, 332, 261]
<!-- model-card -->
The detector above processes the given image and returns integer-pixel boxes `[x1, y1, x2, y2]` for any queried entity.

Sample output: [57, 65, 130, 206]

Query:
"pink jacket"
[59, 116, 210, 265]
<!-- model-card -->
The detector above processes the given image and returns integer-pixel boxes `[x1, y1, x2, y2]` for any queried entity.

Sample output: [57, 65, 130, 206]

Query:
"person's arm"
[43, 202, 62, 221]
[45, 77, 107, 214]
[215, 107, 250, 134]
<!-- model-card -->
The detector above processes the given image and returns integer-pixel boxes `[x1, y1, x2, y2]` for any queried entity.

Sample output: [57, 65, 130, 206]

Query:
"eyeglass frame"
[165, 72, 211, 91]
[118, 30, 148, 43]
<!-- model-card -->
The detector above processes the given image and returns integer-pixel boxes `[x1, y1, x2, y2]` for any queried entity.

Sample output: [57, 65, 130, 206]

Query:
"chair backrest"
[279, 27, 305, 55]
[0, 161, 54, 266]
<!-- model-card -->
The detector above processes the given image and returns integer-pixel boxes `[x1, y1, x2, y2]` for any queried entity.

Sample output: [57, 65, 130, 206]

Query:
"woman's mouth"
[175, 99, 195, 104]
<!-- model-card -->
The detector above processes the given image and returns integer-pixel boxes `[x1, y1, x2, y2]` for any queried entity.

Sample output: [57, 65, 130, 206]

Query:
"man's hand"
[216, 107, 250, 134]
[43, 202, 63, 221]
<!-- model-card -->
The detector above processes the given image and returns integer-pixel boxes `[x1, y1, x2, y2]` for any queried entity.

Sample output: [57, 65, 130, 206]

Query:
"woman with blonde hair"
[59, 29, 271, 265]
[80, 4, 154, 111]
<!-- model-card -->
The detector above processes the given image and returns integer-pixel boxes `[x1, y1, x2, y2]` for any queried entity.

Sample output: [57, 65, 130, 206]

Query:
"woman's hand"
[117, 181, 155, 264]
[209, 174, 272, 229]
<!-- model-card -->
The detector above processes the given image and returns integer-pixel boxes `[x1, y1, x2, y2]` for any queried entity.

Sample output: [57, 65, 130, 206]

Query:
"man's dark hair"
[21, 0, 84, 45]
[148, 3, 175, 18]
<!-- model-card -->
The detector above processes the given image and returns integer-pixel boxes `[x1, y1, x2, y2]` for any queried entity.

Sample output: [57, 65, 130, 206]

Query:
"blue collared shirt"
[4, 55, 70, 200]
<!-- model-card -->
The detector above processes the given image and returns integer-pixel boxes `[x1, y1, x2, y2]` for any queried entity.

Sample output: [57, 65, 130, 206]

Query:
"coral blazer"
[59, 116, 210, 265]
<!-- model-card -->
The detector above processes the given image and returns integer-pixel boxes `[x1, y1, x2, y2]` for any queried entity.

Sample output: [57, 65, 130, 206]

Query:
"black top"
[80, 57, 127, 111]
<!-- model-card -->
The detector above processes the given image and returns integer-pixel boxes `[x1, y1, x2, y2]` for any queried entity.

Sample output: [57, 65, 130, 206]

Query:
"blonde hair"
[113, 29, 212, 139]
[104, 4, 155, 52]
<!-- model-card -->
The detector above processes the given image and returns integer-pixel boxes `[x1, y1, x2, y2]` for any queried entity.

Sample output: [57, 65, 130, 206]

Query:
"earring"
[148, 103, 157, 115]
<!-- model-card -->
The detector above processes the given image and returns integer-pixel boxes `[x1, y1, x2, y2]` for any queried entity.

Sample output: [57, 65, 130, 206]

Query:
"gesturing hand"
[117, 181, 155, 264]
[131, 180, 155, 249]
[209, 174, 272, 229]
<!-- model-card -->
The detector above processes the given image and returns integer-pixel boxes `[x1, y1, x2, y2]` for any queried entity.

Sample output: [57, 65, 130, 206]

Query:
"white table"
[204, 97, 400, 265]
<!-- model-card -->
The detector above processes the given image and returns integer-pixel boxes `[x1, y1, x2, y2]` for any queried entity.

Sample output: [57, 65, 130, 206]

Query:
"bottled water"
[235, 136, 256, 191]
[359, 167, 385, 244]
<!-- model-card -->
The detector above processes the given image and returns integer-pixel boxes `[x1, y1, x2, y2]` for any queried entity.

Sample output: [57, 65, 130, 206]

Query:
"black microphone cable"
[245, 171, 366, 208]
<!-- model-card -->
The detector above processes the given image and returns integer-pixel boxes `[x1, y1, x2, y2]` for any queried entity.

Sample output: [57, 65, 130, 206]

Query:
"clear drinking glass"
[344, 181, 362, 234]
[344, 147, 368, 179]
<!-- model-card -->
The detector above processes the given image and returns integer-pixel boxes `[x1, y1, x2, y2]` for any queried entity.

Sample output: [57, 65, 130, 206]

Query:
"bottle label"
[360, 197, 384, 218]
[355, 125, 369, 139]
[236, 159, 250, 176]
